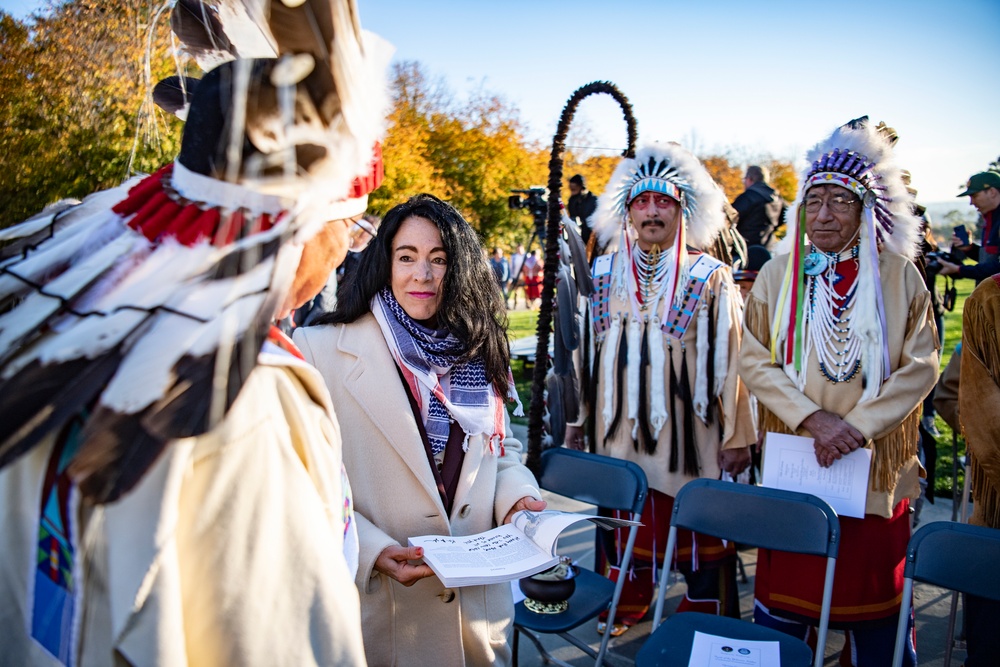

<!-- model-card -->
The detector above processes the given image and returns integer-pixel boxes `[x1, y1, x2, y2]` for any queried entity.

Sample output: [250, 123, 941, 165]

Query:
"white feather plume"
[0, 233, 141, 356]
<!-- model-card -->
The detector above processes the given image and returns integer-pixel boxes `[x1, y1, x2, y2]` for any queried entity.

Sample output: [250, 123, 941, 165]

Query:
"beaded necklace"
[633, 243, 670, 314]
[804, 240, 862, 383]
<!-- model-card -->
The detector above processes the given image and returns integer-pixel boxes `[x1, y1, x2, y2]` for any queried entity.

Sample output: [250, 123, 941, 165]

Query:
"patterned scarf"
[372, 288, 517, 455]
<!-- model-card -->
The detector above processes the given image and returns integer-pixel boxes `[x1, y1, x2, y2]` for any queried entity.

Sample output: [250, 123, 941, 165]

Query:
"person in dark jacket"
[567, 174, 598, 244]
[938, 171, 1000, 283]
[732, 165, 785, 250]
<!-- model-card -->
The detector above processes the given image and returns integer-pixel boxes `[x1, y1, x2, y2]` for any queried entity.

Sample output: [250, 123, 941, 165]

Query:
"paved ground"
[509, 424, 969, 666]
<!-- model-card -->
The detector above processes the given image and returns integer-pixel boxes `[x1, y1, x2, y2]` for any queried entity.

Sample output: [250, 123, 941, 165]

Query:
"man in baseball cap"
[957, 170, 1000, 197]
[939, 170, 1000, 282]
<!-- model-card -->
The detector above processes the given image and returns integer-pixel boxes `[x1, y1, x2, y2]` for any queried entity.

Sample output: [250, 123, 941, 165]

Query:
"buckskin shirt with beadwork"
[741, 251, 939, 517]
[573, 250, 755, 497]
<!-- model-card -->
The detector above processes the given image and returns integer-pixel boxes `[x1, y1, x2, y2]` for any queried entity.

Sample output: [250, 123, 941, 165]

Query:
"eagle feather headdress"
[592, 142, 727, 253]
[0, 0, 392, 503]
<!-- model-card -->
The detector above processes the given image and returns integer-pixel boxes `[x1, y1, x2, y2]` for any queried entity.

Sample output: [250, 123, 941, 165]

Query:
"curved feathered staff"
[525, 81, 636, 476]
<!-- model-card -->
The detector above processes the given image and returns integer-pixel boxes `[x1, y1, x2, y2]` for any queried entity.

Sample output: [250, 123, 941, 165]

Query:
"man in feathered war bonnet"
[565, 142, 756, 634]
[740, 118, 939, 666]
[0, 0, 393, 664]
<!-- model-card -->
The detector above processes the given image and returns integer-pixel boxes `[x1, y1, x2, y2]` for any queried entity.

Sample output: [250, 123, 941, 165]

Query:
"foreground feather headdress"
[0, 0, 392, 503]
[770, 117, 921, 401]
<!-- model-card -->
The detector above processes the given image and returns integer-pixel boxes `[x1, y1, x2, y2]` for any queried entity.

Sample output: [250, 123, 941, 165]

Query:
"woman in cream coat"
[295, 195, 543, 667]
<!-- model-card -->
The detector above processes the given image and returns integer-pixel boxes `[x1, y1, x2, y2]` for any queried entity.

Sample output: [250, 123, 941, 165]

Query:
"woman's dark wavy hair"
[317, 194, 511, 396]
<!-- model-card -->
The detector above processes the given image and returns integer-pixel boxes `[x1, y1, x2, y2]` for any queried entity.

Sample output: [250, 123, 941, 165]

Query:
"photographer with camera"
[937, 171, 1000, 284]
[508, 187, 549, 309]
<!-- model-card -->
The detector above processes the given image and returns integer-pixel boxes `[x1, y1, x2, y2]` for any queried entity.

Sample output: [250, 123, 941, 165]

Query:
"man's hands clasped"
[802, 409, 865, 467]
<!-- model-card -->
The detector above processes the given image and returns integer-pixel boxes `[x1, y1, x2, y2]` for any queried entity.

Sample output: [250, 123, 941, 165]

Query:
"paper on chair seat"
[689, 631, 781, 666]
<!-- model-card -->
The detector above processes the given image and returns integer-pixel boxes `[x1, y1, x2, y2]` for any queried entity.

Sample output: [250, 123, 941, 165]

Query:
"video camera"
[508, 187, 549, 239]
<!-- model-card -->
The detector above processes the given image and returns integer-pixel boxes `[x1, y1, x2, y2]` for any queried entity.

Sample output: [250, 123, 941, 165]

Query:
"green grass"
[506, 310, 538, 425]
[503, 279, 972, 500]
[929, 276, 974, 499]
[507, 310, 539, 340]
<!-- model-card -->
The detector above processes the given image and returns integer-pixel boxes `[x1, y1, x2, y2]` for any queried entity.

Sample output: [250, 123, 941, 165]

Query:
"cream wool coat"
[0, 346, 366, 666]
[294, 315, 541, 667]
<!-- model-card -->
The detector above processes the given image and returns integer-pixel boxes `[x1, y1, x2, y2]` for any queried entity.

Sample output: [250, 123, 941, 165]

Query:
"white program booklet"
[688, 631, 781, 666]
[408, 510, 638, 588]
[762, 432, 872, 518]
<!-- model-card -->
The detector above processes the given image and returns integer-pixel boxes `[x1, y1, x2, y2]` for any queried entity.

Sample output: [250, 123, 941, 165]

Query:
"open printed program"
[409, 510, 638, 587]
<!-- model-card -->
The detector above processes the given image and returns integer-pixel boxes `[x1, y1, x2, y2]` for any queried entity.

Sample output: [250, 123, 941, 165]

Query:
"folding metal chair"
[891, 521, 1000, 667]
[513, 448, 648, 667]
[638, 479, 840, 667]
[943, 453, 974, 667]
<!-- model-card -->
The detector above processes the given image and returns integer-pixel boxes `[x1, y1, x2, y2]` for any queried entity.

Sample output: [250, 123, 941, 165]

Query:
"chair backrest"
[905, 521, 1000, 601]
[539, 448, 648, 514]
[671, 478, 839, 558]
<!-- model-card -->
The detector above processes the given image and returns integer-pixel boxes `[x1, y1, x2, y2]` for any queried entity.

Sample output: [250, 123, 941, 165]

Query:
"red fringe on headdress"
[351, 142, 384, 198]
[212, 208, 242, 246]
[130, 192, 175, 235]
[114, 146, 382, 248]
[113, 164, 280, 248]
[112, 164, 173, 216]
[176, 208, 221, 246]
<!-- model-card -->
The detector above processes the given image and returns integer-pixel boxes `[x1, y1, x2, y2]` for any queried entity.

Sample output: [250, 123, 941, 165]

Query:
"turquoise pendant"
[803, 252, 828, 276]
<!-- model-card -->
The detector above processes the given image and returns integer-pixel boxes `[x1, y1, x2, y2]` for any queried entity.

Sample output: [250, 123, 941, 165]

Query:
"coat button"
[459, 504, 471, 518]
[440, 589, 456, 603]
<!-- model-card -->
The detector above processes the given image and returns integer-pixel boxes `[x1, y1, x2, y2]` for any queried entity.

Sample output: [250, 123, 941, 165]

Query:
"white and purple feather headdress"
[786, 118, 921, 259]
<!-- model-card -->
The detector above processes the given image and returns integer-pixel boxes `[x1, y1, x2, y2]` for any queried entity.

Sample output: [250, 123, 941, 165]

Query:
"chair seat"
[514, 568, 615, 634]
[635, 612, 813, 667]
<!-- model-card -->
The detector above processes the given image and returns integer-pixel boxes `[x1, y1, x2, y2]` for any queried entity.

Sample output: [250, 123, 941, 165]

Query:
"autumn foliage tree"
[764, 159, 798, 203]
[702, 156, 746, 202]
[0, 2, 180, 229]
[562, 151, 620, 200]
[373, 61, 549, 247]
[369, 61, 449, 210]
[701, 154, 798, 204]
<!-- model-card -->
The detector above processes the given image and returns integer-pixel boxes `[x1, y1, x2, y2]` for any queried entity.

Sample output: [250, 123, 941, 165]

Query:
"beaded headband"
[627, 178, 682, 207]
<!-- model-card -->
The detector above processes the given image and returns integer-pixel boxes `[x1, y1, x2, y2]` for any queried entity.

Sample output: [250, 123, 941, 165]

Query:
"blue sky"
[4, 0, 999, 206]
